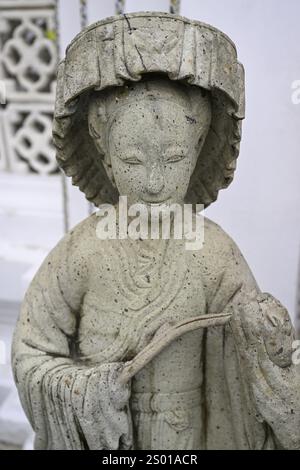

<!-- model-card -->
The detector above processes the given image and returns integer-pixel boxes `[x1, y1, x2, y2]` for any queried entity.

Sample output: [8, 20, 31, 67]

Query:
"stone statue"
[12, 12, 300, 450]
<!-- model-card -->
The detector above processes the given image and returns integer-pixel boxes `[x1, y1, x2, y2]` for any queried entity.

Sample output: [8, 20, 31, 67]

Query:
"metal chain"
[115, 0, 125, 15]
[80, 0, 96, 215]
[54, 0, 69, 233]
[296, 264, 300, 339]
[80, 0, 88, 29]
[169, 0, 180, 15]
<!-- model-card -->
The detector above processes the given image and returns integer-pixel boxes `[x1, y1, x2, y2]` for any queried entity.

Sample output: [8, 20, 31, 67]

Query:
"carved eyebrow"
[117, 149, 144, 162]
[185, 115, 197, 124]
[162, 145, 187, 156]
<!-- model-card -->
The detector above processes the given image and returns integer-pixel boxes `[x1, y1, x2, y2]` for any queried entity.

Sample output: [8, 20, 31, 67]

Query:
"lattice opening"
[20, 27, 37, 45]
[38, 47, 52, 65]
[24, 66, 40, 83]
[7, 45, 21, 65]
[22, 137, 32, 149]
[31, 119, 45, 133]
[36, 153, 50, 165]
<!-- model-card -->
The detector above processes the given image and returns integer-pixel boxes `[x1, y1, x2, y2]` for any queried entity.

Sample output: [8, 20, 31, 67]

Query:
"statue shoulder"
[32, 213, 99, 285]
[202, 217, 238, 259]
[201, 216, 258, 290]
[64, 212, 98, 253]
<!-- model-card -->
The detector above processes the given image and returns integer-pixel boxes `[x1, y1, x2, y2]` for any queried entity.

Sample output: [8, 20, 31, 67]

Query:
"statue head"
[87, 77, 212, 207]
[53, 13, 245, 208]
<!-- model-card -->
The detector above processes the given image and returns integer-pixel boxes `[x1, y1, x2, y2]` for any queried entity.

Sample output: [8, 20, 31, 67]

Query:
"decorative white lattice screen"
[0, 0, 58, 175]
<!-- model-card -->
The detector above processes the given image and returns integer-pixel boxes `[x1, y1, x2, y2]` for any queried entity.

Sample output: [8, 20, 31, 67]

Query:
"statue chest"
[78, 240, 206, 363]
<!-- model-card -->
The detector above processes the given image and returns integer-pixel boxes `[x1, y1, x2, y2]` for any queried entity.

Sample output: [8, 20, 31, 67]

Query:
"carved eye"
[122, 156, 143, 165]
[164, 154, 186, 163]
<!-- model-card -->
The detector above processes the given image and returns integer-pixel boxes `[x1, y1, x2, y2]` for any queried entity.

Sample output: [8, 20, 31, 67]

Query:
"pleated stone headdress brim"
[53, 12, 245, 207]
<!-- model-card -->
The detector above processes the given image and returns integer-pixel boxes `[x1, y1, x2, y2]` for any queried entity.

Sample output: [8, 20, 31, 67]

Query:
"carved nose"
[147, 163, 165, 194]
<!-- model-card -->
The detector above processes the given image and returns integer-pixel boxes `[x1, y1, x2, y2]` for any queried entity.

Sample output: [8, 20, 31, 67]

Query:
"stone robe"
[12, 215, 300, 449]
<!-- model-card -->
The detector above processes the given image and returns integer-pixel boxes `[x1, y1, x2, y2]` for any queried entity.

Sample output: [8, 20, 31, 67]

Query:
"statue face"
[88, 78, 212, 208]
[107, 95, 211, 207]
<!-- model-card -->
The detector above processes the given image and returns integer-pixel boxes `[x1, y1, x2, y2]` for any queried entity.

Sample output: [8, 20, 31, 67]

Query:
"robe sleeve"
[205, 233, 300, 449]
[12, 231, 133, 450]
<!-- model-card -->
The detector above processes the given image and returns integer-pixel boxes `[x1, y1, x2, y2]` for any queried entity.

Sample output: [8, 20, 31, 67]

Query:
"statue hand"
[105, 362, 131, 411]
[229, 292, 295, 370]
[256, 293, 295, 367]
[228, 291, 297, 402]
[229, 292, 300, 448]
[70, 362, 132, 449]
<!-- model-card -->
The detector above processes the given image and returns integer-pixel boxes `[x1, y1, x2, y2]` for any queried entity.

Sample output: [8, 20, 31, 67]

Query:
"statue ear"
[88, 100, 107, 154]
[190, 90, 212, 174]
[88, 120, 108, 158]
[197, 133, 206, 154]
[190, 126, 210, 175]
[88, 99, 116, 188]
[102, 158, 116, 189]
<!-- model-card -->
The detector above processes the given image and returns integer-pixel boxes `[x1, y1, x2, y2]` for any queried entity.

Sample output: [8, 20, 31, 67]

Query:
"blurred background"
[0, 0, 299, 450]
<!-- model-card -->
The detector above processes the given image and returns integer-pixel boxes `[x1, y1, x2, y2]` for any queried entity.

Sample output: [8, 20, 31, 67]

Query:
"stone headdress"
[53, 12, 245, 207]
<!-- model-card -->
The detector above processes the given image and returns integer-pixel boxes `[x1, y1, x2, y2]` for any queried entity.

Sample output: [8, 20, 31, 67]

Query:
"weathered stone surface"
[12, 13, 300, 450]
